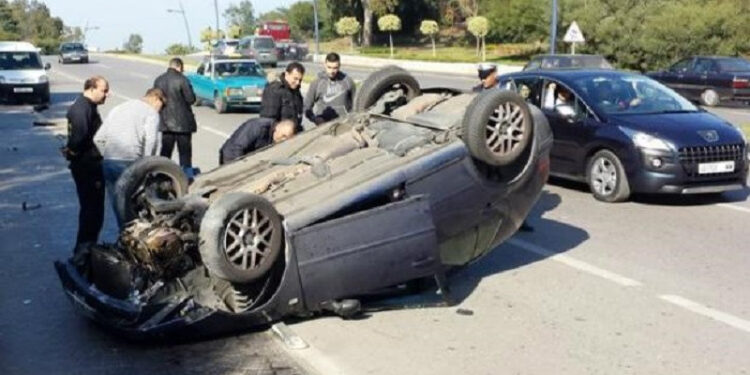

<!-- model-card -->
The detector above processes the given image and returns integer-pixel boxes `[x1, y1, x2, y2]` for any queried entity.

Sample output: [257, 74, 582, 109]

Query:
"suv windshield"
[214, 61, 265, 77]
[574, 74, 698, 115]
[0, 52, 43, 70]
[253, 38, 275, 49]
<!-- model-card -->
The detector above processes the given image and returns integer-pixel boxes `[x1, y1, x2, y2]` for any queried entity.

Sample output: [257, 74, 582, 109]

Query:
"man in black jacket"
[259, 62, 305, 133]
[153, 58, 197, 176]
[62, 75, 109, 256]
[219, 118, 296, 165]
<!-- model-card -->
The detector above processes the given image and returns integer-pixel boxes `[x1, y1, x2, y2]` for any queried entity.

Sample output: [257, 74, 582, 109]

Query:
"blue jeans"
[102, 159, 133, 229]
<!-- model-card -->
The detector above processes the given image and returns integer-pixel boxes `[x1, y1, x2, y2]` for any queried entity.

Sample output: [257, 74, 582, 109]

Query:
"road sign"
[563, 21, 585, 43]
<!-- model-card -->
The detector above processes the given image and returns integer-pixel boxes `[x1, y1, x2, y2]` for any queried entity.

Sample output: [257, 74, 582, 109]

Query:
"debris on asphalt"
[22, 201, 42, 211]
[456, 308, 474, 316]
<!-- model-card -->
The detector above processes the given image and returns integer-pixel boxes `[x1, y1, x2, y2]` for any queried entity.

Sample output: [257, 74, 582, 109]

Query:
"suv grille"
[678, 144, 746, 179]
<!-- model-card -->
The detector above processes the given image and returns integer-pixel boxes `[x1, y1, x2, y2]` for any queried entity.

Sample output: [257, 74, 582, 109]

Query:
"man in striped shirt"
[94, 88, 165, 227]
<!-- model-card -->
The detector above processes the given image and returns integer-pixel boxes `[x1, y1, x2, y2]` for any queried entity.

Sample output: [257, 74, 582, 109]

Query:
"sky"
[41, 0, 301, 53]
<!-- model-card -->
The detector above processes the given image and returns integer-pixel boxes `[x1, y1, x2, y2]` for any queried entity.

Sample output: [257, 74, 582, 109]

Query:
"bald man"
[219, 118, 296, 165]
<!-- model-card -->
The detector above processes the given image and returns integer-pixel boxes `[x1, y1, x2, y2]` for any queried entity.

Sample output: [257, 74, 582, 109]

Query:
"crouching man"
[219, 118, 296, 165]
[94, 88, 165, 227]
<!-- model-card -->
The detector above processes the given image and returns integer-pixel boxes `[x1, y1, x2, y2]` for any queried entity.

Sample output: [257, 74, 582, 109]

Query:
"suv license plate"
[698, 161, 735, 174]
[13, 87, 33, 93]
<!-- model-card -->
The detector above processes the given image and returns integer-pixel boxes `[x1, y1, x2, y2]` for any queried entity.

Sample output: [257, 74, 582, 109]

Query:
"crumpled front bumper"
[53, 260, 261, 340]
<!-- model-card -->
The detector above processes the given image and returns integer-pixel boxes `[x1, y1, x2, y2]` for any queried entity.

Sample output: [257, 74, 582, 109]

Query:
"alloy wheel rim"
[591, 157, 617, 196]
[485, 101, 525, 157]
[223, 207, 274, 271]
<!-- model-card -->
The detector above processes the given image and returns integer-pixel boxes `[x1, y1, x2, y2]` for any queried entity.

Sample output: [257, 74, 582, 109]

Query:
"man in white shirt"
[94, 88, 165, 227]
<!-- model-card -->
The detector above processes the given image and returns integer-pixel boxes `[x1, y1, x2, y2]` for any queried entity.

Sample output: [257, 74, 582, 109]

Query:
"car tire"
[353, 66, 420, 113]
[587, 150, 630, 203]
[462, 90, 534, 167]
[82, 58, 89, 64]
[214, 92, 227, 114]
[115, 156, 190, 224]
[199, 192, 283, 284]
[700, 89, 720, 107]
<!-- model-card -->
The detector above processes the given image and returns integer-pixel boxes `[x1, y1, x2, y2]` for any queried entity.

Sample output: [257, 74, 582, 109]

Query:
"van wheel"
[587, 150, 630, 202]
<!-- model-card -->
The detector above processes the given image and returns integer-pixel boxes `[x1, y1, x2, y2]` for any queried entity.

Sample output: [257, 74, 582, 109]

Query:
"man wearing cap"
[473, 63, 499, 92]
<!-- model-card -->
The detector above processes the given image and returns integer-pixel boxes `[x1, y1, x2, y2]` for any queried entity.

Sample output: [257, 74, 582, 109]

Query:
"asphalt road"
[3, 54, 750, 375]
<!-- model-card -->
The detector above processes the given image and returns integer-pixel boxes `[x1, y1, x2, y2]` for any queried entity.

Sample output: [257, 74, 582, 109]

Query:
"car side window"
[512, 77, 541, 106]
[498, 78, 516, 91]
[542, 80, 587, 121]
[695, 59, 718, 74]
[670, 58, 693, 73]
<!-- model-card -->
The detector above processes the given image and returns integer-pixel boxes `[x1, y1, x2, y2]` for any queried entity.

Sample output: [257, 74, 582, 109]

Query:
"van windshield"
[0, 52, 43, 70]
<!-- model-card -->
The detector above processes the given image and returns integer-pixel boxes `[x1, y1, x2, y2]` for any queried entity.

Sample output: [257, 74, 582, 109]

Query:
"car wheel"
[700, 89, 720, 107]
[199, 192, 283, 284]
[353, 66, 420, 114]
[587, 150, 630, 203]
[462, 90, 533, 167]
[214, 92, 227, 114]
[115, 156, 189, 224]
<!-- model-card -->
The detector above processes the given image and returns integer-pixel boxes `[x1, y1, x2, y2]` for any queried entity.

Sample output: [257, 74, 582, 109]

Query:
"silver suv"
[237, 36, 277, 67]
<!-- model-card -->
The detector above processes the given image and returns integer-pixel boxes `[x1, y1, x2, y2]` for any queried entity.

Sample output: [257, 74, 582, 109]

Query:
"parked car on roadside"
[54, 66, 553, 339]
[211, 39, 240, 56]
[523, 54, 614, 71]
[237, 35, 278, 67]
[646, 56, 750, 107]
[499, 69, 748, 202]
[0, 41, 50, 105]
[58, 42, 88, 64]
[186, 57, 267, 113]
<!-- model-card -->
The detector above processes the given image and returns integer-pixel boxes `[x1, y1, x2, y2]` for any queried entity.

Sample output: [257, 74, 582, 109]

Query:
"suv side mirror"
[44, 62, 51, 70]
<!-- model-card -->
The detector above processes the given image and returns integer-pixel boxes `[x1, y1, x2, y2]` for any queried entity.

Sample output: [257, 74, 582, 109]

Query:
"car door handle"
[411, 256, 436, 269]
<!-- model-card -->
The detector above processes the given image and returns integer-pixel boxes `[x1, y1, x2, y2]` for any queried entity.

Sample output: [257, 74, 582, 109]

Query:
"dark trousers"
[70, 160, 105, 247]
[160, 132, 192, 167]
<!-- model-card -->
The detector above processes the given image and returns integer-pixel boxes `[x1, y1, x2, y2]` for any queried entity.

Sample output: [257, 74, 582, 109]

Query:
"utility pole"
[214, 0, 220, 36]
[312, 0, 320, 61]
[167, 0, 193, 48]
[82, 20, 100, 45]
[550, 0, 558, 54]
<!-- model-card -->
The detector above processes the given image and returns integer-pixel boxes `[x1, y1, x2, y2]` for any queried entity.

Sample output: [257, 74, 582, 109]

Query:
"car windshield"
[716, 58, 750, 72]
[61, 44, 84, 52]
[253, 38, 275, 49]
[214, 61, 265, 77]
[0, 52, 43, 70]
[573, 74, 698, 115]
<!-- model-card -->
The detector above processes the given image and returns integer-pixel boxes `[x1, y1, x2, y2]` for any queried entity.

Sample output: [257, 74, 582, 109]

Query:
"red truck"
[256, 20, 309, 61]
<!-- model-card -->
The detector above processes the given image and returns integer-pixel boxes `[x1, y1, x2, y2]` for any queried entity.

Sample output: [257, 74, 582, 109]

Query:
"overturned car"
[55, 66, 553, 339]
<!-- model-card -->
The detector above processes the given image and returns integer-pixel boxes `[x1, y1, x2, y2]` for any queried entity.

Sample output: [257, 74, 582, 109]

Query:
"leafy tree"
[371, 0, 398, 16]
[483, 0, 547, 43]
[258, 7, 289, 23]
[122, 33, 143, 53]
[224, 0, 255, 36]
[61, 26, 83, 43]
[335, 17, 361, 51]
[5, 0, 64, 53]
[288, 2, 316, 39]
[227, 24, 242, 39]
[200, 27, 224, 50]
[165, 43, 196, 55]
[467, 16, 488, 60]
[377, 14, 401, 58]
[420, 20, 439, 57]
[0, 0, 20, 40]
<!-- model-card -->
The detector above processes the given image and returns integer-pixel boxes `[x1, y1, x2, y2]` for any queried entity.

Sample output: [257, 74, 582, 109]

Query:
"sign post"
[563, 21, 585, 54]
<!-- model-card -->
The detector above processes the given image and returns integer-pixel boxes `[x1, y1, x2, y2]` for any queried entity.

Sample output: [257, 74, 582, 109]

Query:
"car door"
[663, 58, 695, 99]
[695, 58, 724, 93]
[290, 196, 442, 307]
[190, 63, 209, 100]
[539, 79, 597, 176]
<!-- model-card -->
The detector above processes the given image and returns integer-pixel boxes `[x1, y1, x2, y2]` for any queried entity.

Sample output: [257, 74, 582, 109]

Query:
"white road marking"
[659, 295, 750, 333]
[717, 203, 750, 214]
[50, 69, 132, 101]
[201, 126, 230, 138]
[508, 238, 643, 287]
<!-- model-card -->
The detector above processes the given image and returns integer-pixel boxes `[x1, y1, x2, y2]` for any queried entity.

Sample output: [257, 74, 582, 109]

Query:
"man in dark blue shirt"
[63, 75, 109, 257]
[219, 118, 296, 165]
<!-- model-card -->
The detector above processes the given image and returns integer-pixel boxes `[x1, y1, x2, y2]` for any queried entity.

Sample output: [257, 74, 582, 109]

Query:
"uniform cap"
[477, 63, 497, 79]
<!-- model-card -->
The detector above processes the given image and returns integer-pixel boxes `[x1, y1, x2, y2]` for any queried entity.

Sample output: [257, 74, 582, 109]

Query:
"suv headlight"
[621, 127, 673, 151]
[38, 75, 49, 83]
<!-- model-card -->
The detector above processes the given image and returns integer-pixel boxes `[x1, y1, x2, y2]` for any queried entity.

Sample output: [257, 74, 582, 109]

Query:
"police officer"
[472, 63, 499, 92]
[63, 75, 109, 256]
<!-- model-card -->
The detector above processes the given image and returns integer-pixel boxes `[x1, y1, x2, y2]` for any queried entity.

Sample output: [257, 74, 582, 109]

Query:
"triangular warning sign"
[563, 21, 585, 43]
